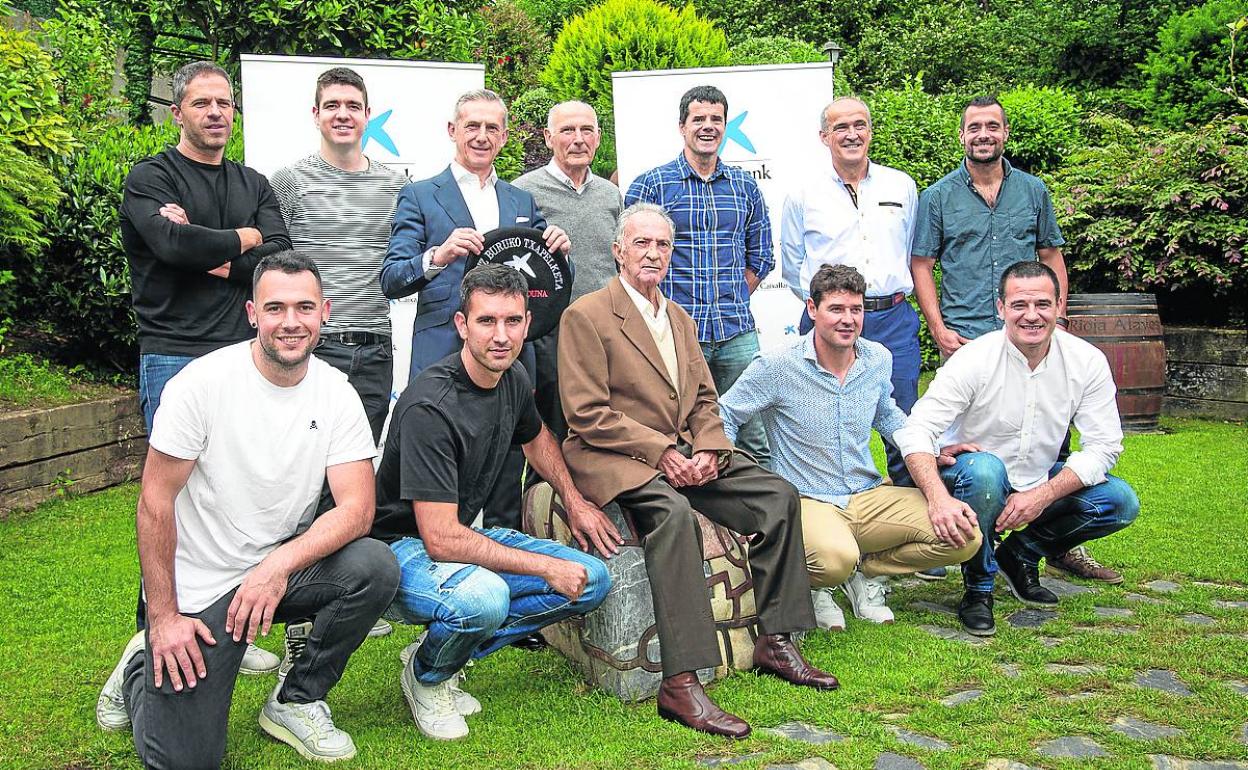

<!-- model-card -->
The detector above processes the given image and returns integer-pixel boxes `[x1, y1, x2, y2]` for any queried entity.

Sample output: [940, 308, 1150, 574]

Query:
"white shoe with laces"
[401, 661, 469, 740]
[368, 618, 394, 637]
[96, 630, 145, 731]
[241, 642, 281, 675]
[279, 621, 312, 680]
[259, 695, 357, 762]
[810, 587, 846, 631]
[842, 570, 894, 623]
[400, 633, 481, 715]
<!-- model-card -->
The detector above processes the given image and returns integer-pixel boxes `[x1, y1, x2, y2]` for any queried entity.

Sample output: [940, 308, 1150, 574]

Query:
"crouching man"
[895, 260, 1139, 637]
[370, 263, 614, 741]
[96, 251, 400, 765]
[720, 265, 980, 629]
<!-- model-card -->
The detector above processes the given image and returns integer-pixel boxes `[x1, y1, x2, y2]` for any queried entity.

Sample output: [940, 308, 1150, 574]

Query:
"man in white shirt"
[781, 97, 920, 487]
[895, 260, 1139, 637]
[95, 251, 400, 765]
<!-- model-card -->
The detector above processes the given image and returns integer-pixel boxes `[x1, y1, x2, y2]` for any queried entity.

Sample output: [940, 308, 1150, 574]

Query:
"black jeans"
[123, 538, 399, 769]
[313, 336, 393, 445]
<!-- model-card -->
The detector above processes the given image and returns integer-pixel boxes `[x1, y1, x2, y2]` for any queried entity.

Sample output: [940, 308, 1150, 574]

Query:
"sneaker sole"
[240, 662, 281, 675]
[400, 667, 468, 740]
[258, 709, 356, 762]
[961, 621, 997, 637]
[998, 570, 1060, 608]
[915, 571, 948, 582]
[1045, 563, 1124, 585]
[367, 620, 394, 638]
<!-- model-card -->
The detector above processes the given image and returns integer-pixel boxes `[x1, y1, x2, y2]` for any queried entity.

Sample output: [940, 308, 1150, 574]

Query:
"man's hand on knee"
[226, 561, 290, 644]
[927, 493, 979, 547]
[542, 557, 589, 602]
[659, 448, 700, 488]
[149, 614, 216, 691]
[936, 442, 981, 466]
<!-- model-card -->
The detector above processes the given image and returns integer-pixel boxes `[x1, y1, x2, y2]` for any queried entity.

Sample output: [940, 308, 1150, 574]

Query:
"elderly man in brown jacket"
[558, 202, 838, 739]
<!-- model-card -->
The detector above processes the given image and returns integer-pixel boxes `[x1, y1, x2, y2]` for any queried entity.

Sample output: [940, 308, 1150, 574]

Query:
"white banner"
[240, 54, 484, 400]
[612, 63, 836, 350]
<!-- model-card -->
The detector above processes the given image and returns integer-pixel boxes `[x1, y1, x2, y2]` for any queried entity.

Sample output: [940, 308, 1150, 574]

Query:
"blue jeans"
[138, 353, 196, 433]
[799, 301, 919, 484]
[939, 452, 1140, 592]
[700, 330, 770, 468]
[389, 527, 611, 685]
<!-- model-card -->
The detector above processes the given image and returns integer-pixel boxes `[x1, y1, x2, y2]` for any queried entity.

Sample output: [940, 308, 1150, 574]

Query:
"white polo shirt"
[780, 160, 918, 300]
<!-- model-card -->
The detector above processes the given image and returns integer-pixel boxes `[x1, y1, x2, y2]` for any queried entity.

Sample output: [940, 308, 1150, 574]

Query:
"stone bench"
[521, 482, 759, 702]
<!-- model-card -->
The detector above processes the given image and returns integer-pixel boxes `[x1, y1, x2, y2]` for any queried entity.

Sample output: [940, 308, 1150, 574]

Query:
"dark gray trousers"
[615, 453, 816, 677]
[123, 538, 399, 769]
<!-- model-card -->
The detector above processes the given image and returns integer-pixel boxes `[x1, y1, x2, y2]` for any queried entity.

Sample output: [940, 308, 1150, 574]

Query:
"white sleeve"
[894, 348, 979, 458]
[780, 192, 808, 301]
[148, 367, 209, 461]
[327, 381, 378, 466]
[1065, 350, 1123, 487]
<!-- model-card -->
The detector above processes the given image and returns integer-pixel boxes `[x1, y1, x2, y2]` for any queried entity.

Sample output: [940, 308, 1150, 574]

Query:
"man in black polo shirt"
[372, 263, 618, 742]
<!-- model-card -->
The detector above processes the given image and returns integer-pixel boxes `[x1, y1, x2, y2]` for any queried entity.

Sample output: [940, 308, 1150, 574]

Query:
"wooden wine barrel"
[1066, 293, 1166, 432]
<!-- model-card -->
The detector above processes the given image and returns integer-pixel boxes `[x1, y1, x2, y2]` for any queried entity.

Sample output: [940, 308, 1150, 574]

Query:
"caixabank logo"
[361, 109, 399, 156]
[718, 110, 774, 183]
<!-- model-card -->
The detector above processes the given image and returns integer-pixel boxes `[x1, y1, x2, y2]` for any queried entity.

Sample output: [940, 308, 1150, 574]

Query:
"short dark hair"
[172, 61, 231, 105]
[809, 264, 867, 307]
[961, 95, 1008, 129]
[999, 260, 1059, 299]
[252, 250, 323, 297]
[315, 67, 368, 109]
[460, 263, 528, 313]
[679, 85, 727, 124]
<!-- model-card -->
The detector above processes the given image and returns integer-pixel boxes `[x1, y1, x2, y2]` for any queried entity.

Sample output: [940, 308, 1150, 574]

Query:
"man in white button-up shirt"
[780, 97, 920, 486]
[895, 260, 1139, 637]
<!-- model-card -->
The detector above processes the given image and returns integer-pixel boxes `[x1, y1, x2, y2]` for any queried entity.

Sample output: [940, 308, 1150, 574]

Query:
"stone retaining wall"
[1163, 326, 1248, 422]
[0, 394, 146, 516]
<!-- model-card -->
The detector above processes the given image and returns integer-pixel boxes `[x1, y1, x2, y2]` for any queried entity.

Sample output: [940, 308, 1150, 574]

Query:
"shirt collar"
[544, 160, 593, 191]
[451, 159, 497, 189]
[801, 331, 868, 376]
[959, 156, 1014, 185]
[676, 151, 723, 182]
[1003, 331, 1052, 373]
[831, 160, 874, 185]
[618, 275, 667, 319]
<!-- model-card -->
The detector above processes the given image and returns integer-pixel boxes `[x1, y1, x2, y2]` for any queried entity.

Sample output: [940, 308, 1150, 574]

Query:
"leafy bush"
[40, 2, 125, 132]
[1141, 0, 1248, 127]
[481, 0, 553, 104]
[846, 1, 996, 92]
[0, 25, 76, 156]
[1048, 115, 1248, 300]
[514, 0, 603, 37]
[509, 86, 559, 172]
[0, 140, 61, 255]
[998, 85, 1084, 173]
[728, 36, 824, 66]
[542, 0, 730, 174]
[864, 79, 963, 190]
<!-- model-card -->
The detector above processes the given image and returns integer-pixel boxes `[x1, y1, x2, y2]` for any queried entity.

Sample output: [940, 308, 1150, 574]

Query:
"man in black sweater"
[119, 60, 291, 675]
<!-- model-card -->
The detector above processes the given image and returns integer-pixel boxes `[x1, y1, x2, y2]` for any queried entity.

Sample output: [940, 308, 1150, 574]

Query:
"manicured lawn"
[1, 418, 1245, 769]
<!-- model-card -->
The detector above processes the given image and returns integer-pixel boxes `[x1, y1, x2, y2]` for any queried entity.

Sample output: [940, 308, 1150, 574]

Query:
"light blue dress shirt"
[720, 333, 907, 507]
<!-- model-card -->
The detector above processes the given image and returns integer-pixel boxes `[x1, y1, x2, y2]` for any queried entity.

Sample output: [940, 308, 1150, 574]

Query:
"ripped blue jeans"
[939, 452, 1139, 593]
[388, 527, 611, 684]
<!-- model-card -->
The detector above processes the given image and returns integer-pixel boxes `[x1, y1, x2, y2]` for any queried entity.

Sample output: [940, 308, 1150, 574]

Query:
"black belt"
[321, 331, 390, 346]
[864, 292, 906, 312]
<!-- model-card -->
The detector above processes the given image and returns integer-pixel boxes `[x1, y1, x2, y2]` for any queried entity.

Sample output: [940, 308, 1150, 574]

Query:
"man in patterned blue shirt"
[720, 265, 980, 629]
[625, 85, 772, 467]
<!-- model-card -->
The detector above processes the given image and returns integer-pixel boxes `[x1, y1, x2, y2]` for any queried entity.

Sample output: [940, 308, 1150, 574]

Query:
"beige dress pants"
[801, 485, 982, 588]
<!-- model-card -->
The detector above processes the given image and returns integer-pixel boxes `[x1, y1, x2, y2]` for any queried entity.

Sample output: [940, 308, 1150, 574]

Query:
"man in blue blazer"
[382, 88, 570, 380]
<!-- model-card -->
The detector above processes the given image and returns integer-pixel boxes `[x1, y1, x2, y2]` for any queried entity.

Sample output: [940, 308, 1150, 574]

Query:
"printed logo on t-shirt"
[309, 420, 318, 430]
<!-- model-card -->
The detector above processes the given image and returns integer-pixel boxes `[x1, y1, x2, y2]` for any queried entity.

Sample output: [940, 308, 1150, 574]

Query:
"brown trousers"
[615, 453, 816, 678]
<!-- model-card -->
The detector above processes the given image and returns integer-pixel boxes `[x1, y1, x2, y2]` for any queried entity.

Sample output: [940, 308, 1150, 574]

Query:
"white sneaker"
[400, 634, 481, 715]
[842, 570, 895, 623]
[97, 630, 145, 731]
[811, 587, 846, 631]
[401, 661, 469, 740]
[240, 642, 281, 675]
[259, 696, 356, 762]
[368, 618, 393, 638]
[278, 621, 312, 680]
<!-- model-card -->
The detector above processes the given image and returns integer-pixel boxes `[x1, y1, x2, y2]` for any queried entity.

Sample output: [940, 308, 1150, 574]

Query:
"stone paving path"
[1036, 735, 1110, 758]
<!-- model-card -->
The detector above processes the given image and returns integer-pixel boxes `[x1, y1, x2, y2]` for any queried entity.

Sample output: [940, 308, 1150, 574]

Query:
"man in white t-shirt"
[95, 251, 400, 766]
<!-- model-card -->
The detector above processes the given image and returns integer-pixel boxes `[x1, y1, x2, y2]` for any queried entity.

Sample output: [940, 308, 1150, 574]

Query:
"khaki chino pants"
[801, 485, 981, 588]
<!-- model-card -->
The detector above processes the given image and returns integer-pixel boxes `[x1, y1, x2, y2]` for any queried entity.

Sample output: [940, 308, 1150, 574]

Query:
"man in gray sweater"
[514, 101, 622, 443]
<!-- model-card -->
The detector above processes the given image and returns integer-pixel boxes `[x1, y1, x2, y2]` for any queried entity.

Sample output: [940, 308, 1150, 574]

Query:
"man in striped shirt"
[271, 67, 407, 446]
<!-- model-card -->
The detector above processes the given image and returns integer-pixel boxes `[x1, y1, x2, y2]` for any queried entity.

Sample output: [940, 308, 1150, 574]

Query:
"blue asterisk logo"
[362, 109, 399, 156]
[719, 111, 757, 154]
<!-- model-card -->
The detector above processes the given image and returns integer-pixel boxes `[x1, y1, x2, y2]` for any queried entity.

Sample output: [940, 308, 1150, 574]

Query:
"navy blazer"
[382, 166, 546, 379]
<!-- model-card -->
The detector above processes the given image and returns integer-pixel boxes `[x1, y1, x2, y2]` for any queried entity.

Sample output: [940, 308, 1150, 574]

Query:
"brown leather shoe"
[1046, 546, 1124, 584]
[657, 672, 751, 738]
[752, 633, 839, 690]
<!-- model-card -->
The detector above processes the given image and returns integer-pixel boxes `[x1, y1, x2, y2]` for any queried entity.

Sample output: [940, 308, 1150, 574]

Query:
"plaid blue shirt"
[625, 153, 773, 343]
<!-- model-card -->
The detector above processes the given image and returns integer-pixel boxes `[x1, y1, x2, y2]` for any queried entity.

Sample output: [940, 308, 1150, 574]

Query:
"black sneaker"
[996, 541, 1059, 607]
[957, 590, 996, 636]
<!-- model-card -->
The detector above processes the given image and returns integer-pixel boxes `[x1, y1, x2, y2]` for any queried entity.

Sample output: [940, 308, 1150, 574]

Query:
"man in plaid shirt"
[625, 85, 774, 467]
